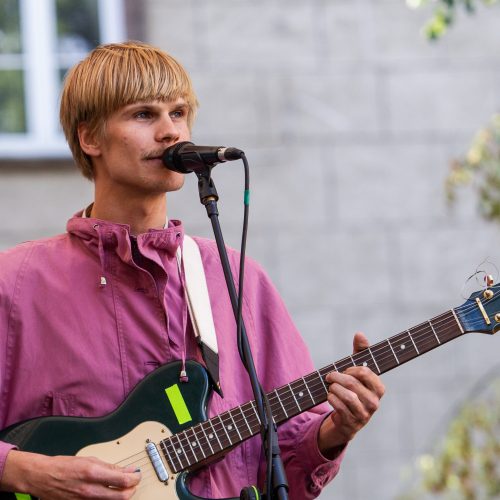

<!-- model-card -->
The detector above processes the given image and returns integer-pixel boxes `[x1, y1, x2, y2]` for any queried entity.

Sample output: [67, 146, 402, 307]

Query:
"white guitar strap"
[176, 236, 222, 395]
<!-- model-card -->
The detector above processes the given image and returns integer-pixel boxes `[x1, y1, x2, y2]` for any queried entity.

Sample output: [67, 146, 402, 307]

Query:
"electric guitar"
[1, 283, 499, 500]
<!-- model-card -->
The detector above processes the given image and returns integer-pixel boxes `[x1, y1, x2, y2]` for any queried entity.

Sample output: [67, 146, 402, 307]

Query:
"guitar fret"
[316, 370, 328, 394]
[240, 405, 253, 436]
[218, 415, 233, 446]
[302, 376, 315, 404]
[368, 347, 381, 374]
[428, 320, 441, 344]
[250, 400, 262, 425]
[199, 422, 215, 455]
[288, 383, 301, 411]
[336, 358, 354, 371]
[189, 426, 206, 459]
[207, 418, 223, 451]
[179, 430, 198, 466]
[387, 338, 400, 365]
[407, 329, 420, 354]
[289, 381, 306, 411]
[275, 389, 288, 418]
[165, 436, 183, 471]
[160, 438, 179, 473]
[370, 340, 395, 372]
[183, 429, 197, 462]
[228, 410, 243, 441]
[452, 308, 465, 333]
[172, 434, 187, 469]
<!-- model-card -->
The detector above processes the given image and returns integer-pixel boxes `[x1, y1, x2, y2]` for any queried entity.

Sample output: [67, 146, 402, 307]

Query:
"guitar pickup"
[146, 441, 169, 483]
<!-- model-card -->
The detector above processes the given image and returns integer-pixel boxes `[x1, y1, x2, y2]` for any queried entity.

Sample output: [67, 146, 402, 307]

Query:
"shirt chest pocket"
[40, 391, 78, 417]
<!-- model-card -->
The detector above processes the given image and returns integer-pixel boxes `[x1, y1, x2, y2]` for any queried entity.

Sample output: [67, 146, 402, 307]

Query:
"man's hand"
[2, 450, 141, 499]
[318, 332, 385, 458]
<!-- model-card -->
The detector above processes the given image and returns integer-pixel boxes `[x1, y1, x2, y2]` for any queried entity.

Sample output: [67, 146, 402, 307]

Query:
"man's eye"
[170, 110, 185, 119]
[135, 111, 151, 119]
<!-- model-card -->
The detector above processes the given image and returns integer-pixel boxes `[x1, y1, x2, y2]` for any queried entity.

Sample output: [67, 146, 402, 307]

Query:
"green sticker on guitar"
[165, 384, 192, 425]
[15, 494, 32, 500]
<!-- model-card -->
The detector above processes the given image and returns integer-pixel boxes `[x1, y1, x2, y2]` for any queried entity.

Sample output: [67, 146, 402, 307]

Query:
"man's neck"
[91, 193, 168, 235]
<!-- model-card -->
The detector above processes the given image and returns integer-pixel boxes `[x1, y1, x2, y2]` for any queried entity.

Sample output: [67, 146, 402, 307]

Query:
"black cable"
[236, 153, 251, 365]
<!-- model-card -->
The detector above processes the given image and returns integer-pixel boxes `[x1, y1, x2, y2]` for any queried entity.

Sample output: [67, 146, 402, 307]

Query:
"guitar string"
[160, 302, 488, 466]
[129, 308, 481, 470]
[108, 297, 497, 472]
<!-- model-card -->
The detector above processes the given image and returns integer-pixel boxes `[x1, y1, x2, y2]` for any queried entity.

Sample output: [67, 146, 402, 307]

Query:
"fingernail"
[134, 467, 141, 473]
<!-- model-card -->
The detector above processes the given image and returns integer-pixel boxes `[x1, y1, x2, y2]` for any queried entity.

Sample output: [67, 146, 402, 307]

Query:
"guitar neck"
[161, 308, 465, 473]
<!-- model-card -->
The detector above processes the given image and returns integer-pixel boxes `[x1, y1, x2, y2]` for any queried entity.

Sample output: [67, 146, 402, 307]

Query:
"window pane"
[0, 70, 25, 133]
[0, 0, 22, 53]
[56, 0, 100, 53]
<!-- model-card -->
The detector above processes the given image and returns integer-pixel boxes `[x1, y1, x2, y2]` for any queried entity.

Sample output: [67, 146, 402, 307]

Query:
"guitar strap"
[176, 236, 222, 396]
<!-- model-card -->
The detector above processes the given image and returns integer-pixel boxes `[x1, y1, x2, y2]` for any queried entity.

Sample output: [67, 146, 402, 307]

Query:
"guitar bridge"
[146, 441, 169, 484]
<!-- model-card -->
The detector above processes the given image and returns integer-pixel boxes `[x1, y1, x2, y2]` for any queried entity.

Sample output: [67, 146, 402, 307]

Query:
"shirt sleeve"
[0, 443, 16, 484]
[0, 244, 32, 485]
[275, 410, 346, 499]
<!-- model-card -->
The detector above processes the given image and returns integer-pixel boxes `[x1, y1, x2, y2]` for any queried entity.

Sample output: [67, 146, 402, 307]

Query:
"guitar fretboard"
[160, 309, 464, 473]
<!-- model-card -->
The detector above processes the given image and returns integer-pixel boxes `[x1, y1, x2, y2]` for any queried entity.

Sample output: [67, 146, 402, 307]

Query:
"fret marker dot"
[400, 344, 406, 350]
[228, 425, 233, 431]
[177, 449, 183, 455]
[362, 362, 368, 367]
[209, 433, 214, 439]
[192, 441, 197, 447]
[298, 391, 304, 398]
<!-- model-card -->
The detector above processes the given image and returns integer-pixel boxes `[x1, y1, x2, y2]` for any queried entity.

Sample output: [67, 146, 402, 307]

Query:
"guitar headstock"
[455, 282, 500, 334]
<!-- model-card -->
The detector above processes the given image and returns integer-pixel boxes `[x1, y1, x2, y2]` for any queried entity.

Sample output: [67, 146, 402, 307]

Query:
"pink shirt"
[0, 214, 343, 498]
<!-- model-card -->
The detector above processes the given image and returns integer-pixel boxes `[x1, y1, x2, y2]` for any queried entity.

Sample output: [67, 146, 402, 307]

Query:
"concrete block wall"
[148, 1, 500, 498]
[2, 1, 500, 498]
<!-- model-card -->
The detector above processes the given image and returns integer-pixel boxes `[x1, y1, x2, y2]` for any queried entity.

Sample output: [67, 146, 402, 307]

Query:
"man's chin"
[165, 174, 185, 193]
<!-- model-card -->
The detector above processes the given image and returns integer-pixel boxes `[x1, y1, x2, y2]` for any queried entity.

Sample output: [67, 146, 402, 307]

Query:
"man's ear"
[78, 123, 102, 157]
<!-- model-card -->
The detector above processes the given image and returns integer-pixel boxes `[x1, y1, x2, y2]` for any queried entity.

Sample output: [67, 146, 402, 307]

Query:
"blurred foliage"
[0, 0, 21, 53]
[0, 70, 25, 133]
[446, 115, 500, 225]
[407, 0, 499, 39]
[399, 380, 500, 499]
[56, 0, 100, 52]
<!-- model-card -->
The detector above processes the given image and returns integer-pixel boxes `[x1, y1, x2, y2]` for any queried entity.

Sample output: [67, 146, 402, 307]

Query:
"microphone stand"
[195, 169, 289, 500]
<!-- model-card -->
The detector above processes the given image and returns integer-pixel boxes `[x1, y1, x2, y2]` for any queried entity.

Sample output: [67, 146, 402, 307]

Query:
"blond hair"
[60, 41, 198, 179]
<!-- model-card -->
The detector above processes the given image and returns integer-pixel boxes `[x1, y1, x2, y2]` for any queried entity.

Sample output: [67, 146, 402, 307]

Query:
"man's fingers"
[352, 331, 370, 354]
[342, 366, 386, 399]
[326, 371, 381, 415]
[87, 459, 142, 489]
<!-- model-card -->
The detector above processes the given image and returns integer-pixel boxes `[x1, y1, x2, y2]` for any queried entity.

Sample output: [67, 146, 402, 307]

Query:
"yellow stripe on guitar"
[165, 384, 192, 425]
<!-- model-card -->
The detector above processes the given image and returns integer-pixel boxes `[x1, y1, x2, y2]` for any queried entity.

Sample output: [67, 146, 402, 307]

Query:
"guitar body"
[0, 360, 222, 500]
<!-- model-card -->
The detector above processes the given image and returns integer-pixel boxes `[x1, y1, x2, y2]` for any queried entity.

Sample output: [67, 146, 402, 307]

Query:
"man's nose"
[155, 115, 180, 144]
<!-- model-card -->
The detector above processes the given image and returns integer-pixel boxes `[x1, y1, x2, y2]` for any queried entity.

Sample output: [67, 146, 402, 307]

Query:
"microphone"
[162, 141, 244, 174]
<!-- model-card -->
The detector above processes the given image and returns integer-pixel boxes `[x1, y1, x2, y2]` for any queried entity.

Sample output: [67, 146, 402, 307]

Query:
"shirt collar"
[81, 203, 169, 229]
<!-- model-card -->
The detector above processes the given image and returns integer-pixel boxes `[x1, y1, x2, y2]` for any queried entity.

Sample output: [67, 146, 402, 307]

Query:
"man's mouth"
[144, 151, 165, 162]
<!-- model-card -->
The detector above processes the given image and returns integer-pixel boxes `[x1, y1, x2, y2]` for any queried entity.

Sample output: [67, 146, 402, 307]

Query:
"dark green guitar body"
[0, 360, 236, 500]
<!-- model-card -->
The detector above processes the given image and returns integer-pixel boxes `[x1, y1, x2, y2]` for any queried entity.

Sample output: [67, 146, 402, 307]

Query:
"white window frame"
[0, 0, 125, 159]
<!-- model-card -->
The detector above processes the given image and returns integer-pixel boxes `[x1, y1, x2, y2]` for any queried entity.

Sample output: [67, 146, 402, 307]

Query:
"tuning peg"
[485, 274, 494, 287]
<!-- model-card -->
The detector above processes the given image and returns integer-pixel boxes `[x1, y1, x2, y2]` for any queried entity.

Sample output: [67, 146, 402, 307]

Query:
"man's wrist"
[318, 412, 349, 459]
